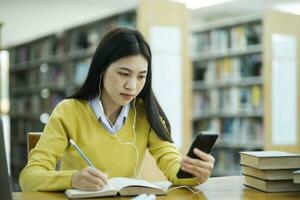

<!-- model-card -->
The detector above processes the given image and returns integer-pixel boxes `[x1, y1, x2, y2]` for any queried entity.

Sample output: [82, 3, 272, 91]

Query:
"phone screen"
[177, 132, 218, 178]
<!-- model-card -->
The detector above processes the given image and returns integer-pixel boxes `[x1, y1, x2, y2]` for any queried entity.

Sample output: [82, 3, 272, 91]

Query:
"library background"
[1, 0, 300, 190]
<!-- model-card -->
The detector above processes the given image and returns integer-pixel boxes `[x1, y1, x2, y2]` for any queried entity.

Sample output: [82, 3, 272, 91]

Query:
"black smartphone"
[177, 131, 219, 178]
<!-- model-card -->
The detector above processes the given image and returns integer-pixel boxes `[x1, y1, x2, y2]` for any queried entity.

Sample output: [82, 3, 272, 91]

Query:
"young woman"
[19, 27, 215, 192]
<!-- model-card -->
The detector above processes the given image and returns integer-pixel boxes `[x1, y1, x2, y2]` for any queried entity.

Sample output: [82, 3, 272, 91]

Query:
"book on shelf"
[216, 58, 234, 81]
[209, 89, 218, 113]
[240, 151, 300, 169]
[193, 87, 263, 116]
[52, 32, 65, 55]
[241, 54, 262, 77]
[242, 165, 296, 180]
[293, 170, 300, 184]
[50, 67, 65, 87]
[65, 177, 171, 199]
[210, 28, 229, 52]
[239, 87, 252, 111]
[246, 22, 262, 45]
[191, 31, 210, 53]
[87, 31, 100, 50]
[240, 118, 262, 142]
[230, 25, 246, 49]
[251, 85, 262, 110]
[244, 175, 300, 192]
[193, 63, 206, 81]
[205, 61, 216, 84]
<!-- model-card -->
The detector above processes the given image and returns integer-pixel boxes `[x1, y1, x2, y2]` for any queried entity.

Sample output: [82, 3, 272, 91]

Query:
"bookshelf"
[190, 10, 300, 176]
[8, 10, 137, 183]
[190, 13, 264, 176]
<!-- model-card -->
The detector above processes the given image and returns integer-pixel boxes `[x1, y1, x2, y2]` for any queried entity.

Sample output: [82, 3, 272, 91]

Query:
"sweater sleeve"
[147, 130, 198, 186]
[19, 101, 77, 192]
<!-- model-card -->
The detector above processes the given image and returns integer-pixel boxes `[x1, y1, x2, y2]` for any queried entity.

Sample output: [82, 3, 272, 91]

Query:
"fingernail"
[194, 148, 200, 153]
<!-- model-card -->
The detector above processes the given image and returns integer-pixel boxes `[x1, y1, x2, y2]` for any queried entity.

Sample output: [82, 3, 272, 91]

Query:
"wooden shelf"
[190, 13, 262, 32]
[215, 140, 264, 149]
[10, 48, 95, 73]
[193, 76, 263, 90]
[11, 82, 80, 95]
[193, 110, 263, 120]
[191, 44, 262, 62]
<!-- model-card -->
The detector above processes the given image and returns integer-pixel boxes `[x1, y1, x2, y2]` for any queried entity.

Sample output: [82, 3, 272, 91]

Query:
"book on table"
[239, 151, 300, 169]
[244, 175, 300, 192]
[241, 165, 297, 180]
[65, 177, 172, 199]
[293, 170, 300, 184]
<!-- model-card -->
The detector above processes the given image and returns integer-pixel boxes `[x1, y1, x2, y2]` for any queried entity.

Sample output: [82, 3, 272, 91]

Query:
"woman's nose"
[125, 78, 137, 90]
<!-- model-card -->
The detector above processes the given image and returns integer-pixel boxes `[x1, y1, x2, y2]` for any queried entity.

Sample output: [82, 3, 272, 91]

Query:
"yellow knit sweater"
[19, 99, 197, 191]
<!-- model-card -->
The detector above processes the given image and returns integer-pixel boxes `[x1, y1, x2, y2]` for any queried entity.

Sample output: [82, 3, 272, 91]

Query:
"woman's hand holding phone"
[180, 148, 215, 184]
[177, 132, 218, 183]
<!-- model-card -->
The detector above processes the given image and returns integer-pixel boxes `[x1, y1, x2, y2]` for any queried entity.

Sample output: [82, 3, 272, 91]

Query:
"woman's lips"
[120, 93, 134, 100]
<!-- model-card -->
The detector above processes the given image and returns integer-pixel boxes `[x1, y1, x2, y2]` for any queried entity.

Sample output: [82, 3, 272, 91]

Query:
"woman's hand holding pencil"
[71, 166, 108, 191]
[69, 139, 108, 191]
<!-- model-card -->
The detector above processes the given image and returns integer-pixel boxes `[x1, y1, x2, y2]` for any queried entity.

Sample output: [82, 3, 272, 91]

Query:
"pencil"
[69, 139, 96, 168]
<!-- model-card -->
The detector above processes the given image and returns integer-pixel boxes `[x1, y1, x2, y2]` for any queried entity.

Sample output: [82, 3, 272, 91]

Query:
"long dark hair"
[68, 27, 173, 142]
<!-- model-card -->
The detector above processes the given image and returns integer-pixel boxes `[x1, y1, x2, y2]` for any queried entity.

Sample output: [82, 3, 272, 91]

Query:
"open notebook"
[65, 177, 172, 199]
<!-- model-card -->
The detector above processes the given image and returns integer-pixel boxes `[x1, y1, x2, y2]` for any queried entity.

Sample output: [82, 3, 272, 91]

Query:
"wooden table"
[13, 176, 300, 200]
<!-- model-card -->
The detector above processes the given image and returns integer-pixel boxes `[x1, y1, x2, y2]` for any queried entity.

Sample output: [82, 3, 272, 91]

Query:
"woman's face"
[101, 54, 148, 107]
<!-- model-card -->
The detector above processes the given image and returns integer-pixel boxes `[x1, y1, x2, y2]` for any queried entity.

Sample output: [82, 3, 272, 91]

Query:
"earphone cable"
[111, 98, 139, 178]
[98, 79, 139, 178]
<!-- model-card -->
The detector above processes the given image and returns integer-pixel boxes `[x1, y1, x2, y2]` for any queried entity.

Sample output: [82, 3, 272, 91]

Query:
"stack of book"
[240, 151, 300, 192]
[293, 170, 300, 184]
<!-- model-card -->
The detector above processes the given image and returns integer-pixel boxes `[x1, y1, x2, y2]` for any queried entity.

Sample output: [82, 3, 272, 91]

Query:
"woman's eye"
[119, 72, 129, 77]
[138, 75, 146, 79]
